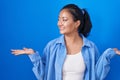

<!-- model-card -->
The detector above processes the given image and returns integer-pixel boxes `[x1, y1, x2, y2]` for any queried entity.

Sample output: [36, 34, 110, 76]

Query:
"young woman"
[11, 4, 120, 80]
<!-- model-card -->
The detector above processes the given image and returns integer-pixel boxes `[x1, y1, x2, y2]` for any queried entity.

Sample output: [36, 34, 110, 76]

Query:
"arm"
[28, 51, 45, 80]
[95, 48, 116, 80]
[11, 48, 46, 80]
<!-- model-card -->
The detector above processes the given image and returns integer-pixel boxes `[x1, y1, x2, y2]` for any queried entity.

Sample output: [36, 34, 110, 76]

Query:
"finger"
[14, 53, 21, 56]
[11, 50, 19, 52]
[11, 50, 24, 54]
[11, 49, 21, 52]
[12, 51, 23, 55]
[11, 51, 19, 54]
[116, 50, 120, 54]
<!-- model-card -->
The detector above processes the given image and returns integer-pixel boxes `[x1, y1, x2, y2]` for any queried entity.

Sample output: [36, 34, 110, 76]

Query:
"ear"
[75, 20, 80, 29]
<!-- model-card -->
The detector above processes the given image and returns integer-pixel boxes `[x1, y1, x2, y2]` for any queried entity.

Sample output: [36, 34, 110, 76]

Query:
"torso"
[62, 51, 86, 80]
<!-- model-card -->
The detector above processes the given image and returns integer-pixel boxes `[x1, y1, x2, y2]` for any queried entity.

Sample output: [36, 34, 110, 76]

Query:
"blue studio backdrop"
[0, 0, 120, 80]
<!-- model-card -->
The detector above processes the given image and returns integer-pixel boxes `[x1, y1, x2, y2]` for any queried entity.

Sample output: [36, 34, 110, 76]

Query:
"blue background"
[0, 0, 120, 80]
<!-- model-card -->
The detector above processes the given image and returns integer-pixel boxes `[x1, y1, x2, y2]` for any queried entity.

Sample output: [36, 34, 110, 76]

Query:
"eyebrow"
[58, 16, 68, 19]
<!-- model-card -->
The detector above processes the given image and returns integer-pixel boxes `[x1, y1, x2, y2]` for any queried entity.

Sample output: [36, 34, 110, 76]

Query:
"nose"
[57, 20, 63, 26]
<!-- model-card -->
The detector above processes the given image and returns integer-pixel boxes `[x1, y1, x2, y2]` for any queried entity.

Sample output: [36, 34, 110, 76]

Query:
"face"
[57, 9, 80, 35]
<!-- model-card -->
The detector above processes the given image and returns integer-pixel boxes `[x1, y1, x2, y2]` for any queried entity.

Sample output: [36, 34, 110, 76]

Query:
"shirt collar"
[56, 35, 65, 46]
[81, 34, 91, 48]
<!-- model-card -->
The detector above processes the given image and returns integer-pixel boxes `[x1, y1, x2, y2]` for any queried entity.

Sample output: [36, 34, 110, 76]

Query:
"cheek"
[65, 22, 75, 30]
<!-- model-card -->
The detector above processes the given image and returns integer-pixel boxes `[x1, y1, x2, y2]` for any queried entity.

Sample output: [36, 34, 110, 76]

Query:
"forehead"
[59, 9, 73, 18]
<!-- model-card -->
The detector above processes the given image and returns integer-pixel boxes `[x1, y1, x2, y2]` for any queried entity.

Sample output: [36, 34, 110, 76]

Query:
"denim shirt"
[28, 35, 116, 80]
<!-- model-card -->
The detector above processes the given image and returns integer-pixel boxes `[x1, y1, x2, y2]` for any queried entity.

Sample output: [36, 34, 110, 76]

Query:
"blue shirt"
[28, 35, 116, 80]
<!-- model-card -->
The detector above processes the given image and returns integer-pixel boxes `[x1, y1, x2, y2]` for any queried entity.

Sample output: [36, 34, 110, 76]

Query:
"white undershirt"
[62, 51, 86, 80]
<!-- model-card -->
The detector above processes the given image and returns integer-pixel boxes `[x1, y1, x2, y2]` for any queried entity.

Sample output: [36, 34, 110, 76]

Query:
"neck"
[64, 32, 82, 45]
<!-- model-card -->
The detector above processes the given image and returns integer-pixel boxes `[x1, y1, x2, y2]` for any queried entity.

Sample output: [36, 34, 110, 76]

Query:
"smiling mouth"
[59, 28, 65, 31]
[60, 28, 64, 30]
[59, 27, 64, 30]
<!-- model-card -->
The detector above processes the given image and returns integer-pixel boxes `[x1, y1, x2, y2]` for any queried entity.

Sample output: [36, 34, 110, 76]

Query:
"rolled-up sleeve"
[28, 52, 45, 80]
[95, 48, 116, 80]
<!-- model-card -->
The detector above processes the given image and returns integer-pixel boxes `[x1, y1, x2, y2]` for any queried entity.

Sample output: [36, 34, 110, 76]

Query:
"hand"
[11, 48, 35, 55]
[113, 48, 120, 55]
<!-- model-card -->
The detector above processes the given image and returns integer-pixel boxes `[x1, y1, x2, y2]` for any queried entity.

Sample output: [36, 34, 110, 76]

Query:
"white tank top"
[62, 51, 86, 80]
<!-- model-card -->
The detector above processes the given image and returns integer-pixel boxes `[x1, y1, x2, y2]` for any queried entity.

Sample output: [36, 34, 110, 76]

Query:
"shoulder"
[82, 37, 100, 61]
[82, 36, 100, 55]
[45, 35, 64, 48]
[82, 35, 97, 48]
[87, 38, 98, 50]
[88, 40, 97, 48]
[43, 35, 64, 55]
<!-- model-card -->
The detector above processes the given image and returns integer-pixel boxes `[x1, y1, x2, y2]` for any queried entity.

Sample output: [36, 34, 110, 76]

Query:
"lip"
[58, 26, 64, 30]
[59, 28, 64, 30]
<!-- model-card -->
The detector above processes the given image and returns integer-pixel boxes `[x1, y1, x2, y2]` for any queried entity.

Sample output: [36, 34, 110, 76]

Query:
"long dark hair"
[61, 4, 92, 37]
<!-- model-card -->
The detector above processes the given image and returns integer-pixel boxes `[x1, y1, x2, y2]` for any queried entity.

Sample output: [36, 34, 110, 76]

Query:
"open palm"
[11, 48, 34, 55]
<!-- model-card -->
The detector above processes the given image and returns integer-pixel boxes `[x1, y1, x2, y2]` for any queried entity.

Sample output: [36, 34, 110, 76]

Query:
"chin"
[60, 32, 64, 34]
[59, 31, 65, 34]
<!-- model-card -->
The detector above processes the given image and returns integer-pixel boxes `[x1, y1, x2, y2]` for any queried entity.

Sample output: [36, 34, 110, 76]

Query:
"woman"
[11, 4, 120, 80]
